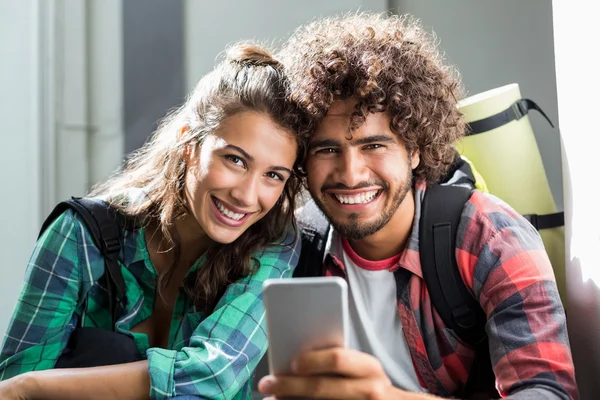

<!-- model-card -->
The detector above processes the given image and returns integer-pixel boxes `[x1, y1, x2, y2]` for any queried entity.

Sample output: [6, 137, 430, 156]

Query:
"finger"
[293, 347, 385, 378]
[259, 374, 386, 400]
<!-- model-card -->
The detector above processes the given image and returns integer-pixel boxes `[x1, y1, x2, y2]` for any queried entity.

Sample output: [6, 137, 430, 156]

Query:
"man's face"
[305, 99, 419, 240]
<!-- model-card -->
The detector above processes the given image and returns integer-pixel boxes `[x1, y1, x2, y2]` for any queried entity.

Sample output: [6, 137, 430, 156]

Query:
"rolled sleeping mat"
[456, 83, 566, 301]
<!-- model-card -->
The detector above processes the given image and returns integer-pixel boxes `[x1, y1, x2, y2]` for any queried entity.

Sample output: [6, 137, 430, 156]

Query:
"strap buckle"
[103, 237, 120, 254]
[511, 100, 527, 121]
[452, 306, 477, 330]
[526, 214, 538, 229]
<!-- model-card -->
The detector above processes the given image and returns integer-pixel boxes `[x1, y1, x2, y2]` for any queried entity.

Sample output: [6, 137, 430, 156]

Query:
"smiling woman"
[185, 111, 297, 245]
[0, 42, 304, 400]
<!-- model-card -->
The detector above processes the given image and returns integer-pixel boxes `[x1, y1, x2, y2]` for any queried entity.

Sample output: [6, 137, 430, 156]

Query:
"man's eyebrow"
[308, 135, 395, 151]
[308, 139, 341, 151]
[354, 135, 396, 145]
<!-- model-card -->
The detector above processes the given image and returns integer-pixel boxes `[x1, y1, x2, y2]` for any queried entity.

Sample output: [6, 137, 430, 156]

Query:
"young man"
[258, 12, 578, 400]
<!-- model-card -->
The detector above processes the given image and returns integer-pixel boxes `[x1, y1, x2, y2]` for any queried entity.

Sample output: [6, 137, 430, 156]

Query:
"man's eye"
[364, 144, 383, 150]
[315, 148, 337, 154]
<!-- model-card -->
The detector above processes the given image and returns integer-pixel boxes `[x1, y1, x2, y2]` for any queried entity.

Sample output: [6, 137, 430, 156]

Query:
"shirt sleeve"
[0, 210, 84, 380]
[146, 228, 301, 400]
[460, 192, 578, 399]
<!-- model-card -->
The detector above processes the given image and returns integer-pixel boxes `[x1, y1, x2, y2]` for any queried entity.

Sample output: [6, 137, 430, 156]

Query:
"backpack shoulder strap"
[39, 197, 125, 329]
[419, 184, 486, 345]
[294, 198, 330, 278]
[421, 157, 498, 398]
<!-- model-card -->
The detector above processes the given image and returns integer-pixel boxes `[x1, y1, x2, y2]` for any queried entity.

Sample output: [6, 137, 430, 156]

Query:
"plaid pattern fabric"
[324, 181, 578, 399]
[0, 209, 300, 399]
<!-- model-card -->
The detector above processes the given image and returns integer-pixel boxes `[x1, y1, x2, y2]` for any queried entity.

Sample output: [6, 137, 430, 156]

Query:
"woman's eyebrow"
[224, 144, 253, 161]
[225, 144, 292, 174]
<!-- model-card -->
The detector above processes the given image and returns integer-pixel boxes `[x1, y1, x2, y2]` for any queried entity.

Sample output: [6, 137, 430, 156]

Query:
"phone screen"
[263, 276, 349, 375]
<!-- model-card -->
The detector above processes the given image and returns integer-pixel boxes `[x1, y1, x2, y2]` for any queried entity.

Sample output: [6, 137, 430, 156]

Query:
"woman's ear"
[178, 125, 189, 140]
[179, 126, 195, 163]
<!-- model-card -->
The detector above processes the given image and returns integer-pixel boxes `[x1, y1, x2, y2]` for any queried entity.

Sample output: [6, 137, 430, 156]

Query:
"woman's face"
[183, 111, 297, 244]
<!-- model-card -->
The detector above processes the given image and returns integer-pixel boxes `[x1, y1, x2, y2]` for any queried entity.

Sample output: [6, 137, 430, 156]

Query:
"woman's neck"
[175, 214, 213, 263]
[145, 216, 212, 275]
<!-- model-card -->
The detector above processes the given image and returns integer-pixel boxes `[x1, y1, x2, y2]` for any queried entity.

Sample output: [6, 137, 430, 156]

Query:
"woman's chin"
[205, 226, 247, 245]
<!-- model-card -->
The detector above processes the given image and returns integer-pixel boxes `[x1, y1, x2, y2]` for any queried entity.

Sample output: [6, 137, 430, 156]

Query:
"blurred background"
[1, 0, 597, 397]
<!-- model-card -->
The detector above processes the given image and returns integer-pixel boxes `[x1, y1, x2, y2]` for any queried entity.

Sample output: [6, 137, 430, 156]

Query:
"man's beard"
[314, 168, 413, 241]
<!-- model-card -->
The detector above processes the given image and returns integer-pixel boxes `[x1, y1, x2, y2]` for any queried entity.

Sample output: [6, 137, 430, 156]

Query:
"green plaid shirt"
[0, 209, 300, 399]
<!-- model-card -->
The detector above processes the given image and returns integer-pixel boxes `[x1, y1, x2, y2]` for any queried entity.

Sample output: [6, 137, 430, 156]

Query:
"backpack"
[294, 98, 564, 398]
[39, 197, 126, 328]
[39, 198, 142, 368]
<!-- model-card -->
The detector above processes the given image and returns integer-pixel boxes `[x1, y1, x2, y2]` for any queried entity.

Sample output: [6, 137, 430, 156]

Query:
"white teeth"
[215, 199, 245, 221]
[334, 190, 379, 205]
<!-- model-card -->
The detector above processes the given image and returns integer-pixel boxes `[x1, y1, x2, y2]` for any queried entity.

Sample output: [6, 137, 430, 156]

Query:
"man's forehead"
[325, 99, 357, 117]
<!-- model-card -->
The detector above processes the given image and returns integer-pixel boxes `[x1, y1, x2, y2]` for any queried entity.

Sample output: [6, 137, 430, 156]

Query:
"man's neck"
[346, 189, 416, 261]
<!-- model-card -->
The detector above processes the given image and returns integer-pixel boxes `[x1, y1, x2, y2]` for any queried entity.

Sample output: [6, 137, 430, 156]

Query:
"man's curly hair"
[280, 12, 466, 185]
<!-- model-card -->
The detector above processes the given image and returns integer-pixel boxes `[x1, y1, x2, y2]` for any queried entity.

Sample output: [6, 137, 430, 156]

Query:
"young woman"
[0, 42, 304, 400]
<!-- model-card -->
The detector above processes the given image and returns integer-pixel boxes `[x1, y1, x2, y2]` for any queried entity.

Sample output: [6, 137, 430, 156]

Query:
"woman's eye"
[225, 155, 245, 168]
[266, 172, 284, 181]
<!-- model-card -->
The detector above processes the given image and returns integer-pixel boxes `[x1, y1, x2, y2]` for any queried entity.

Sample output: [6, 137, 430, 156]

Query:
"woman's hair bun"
[226, 42, 280, 67]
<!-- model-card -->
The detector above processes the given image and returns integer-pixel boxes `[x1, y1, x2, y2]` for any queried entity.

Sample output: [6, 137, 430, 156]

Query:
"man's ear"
[411, 148, 420, 170]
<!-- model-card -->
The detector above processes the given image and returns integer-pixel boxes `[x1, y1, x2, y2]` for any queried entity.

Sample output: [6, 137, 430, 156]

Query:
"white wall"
[0, 0, 43, 336]
[55, 0, 125, 202]
[391, 0, 562, 210]
[184, 0, 388, 91]
[553, 1, 600, 397]
[0, 0, 124, 336]
[87, 0, 125, 186]
[54, 1, 89, 202]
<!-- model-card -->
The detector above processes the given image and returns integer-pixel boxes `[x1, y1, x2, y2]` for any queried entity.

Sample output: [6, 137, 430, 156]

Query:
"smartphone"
[262, 276, 349, 375]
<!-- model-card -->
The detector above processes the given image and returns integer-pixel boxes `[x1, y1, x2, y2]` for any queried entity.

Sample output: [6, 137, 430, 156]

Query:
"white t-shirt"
[328, 232, 426, 392]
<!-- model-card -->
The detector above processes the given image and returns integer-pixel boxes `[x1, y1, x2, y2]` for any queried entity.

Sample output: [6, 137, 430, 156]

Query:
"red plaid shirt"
[322, 181, 578, 399]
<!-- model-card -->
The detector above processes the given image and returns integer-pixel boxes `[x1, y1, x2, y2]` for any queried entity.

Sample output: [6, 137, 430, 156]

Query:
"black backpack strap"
[39, 197, 125, 329]
[420, 184, 497, 398]
[420, 184, 486, 344]
[523, 211, 565, 230]
[420, 152, 483, 341]
[466, 98, 554, 135]
[294, 198, 330, 278]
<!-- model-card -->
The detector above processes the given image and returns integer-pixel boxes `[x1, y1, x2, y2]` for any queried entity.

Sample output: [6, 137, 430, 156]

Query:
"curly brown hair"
[280, 12, 466, 184]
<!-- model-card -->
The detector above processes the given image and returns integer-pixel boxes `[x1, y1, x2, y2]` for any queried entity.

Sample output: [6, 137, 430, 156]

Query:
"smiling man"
[257, 12, 579, 400]
[306, 99, 418, 261]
